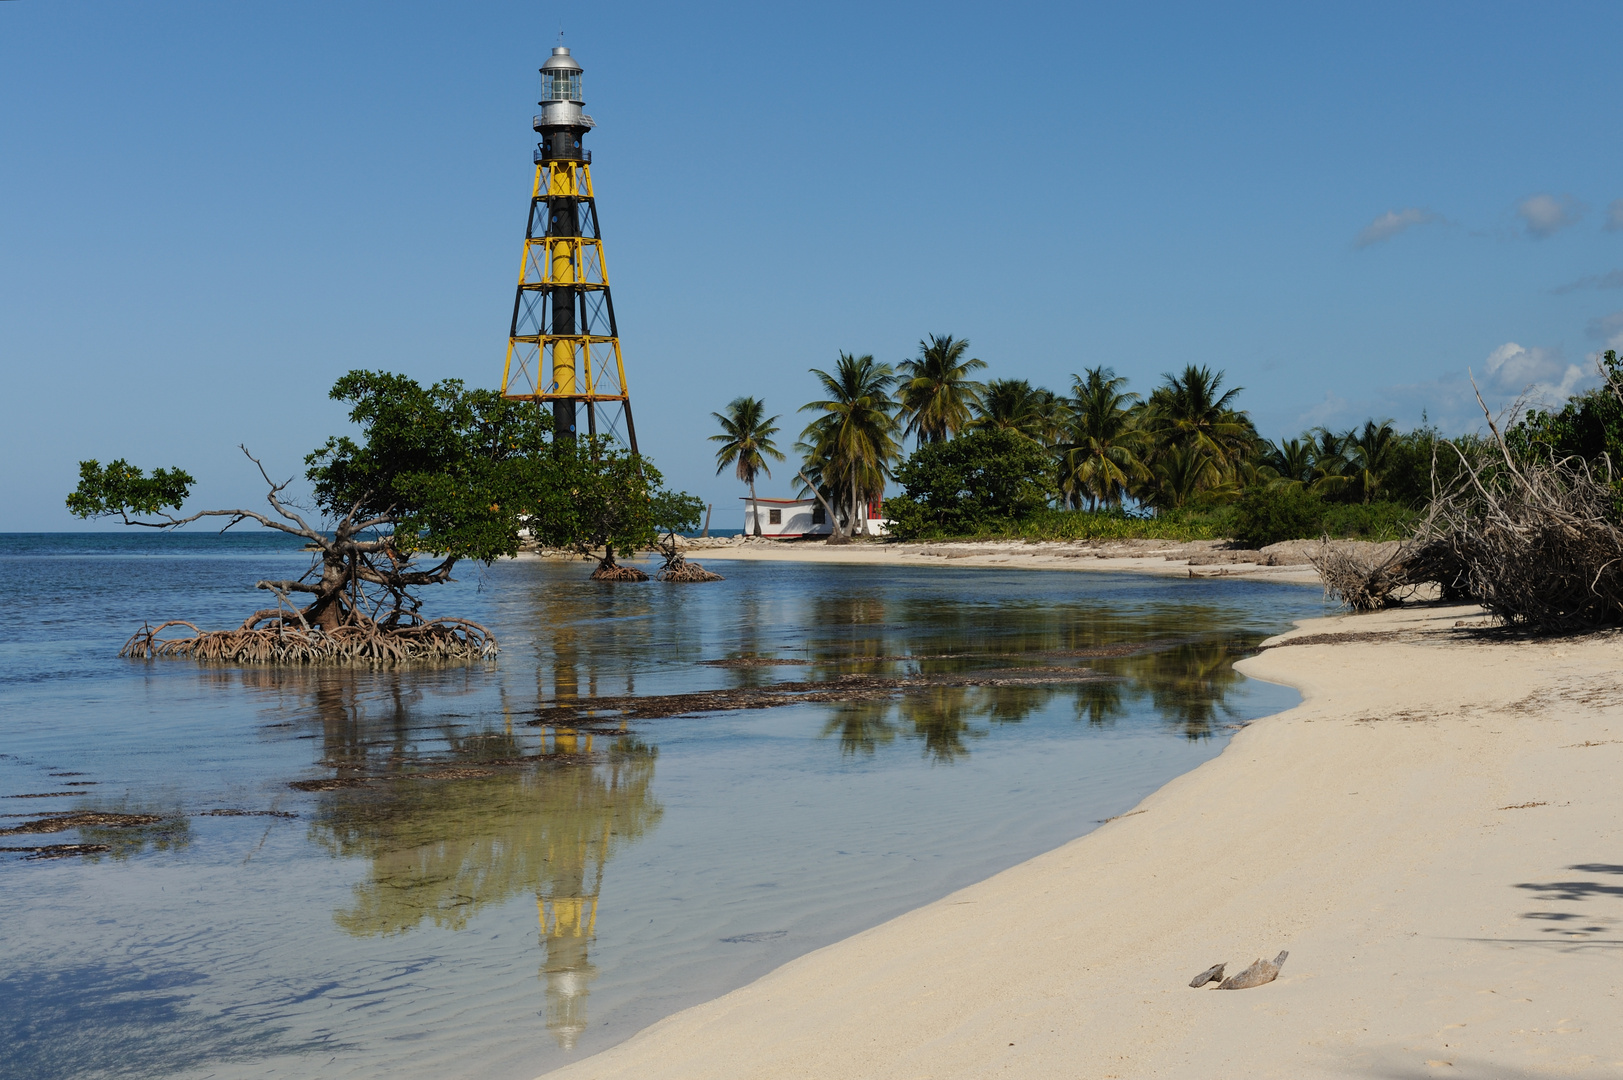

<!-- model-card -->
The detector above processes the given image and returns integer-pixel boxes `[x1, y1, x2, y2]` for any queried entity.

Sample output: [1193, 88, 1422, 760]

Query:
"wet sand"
[542, 601, 1623, 1078]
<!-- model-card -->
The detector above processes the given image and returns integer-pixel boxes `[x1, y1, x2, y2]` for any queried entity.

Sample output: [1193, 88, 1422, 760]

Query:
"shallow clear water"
[0, 534, 1330, 1080]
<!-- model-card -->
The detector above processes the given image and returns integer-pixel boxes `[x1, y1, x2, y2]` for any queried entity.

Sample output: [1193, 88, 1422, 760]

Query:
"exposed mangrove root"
[651, 531, 722, 582]
[657, 554, 723, 582]
[119, 617, 498, 665]
[590, 560, 649, 583]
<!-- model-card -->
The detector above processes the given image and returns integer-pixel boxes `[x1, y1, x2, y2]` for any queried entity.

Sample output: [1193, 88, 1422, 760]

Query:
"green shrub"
[888, 430, 1056, 539]
[1232, 486, 1325, 547]
[1231, 486, 1418, 547]
[1318, 500, 1418, 541]
[897, 506, 1227, 543]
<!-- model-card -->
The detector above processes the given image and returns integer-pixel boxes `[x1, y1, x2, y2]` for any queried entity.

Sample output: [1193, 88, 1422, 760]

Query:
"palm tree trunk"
[797, 471, 840, 539]
[749, 480, 762, 537]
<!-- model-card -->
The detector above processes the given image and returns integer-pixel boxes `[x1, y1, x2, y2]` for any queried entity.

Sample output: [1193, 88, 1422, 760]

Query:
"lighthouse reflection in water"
[287, 666, 660, 1049]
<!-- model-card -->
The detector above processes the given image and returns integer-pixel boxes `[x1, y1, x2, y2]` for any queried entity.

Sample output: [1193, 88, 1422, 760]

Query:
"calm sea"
[0, 532, 1329, 1080]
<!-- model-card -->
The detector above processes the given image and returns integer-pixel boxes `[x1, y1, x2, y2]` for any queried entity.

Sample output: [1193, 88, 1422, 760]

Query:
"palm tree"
[1060, 366, 1148, 510]
[798, 353, 900, 538]
[1148, 443, 1224, 509]
[1141, 365, 1255, 472]
[1306, 427, 1353, 497]
[970, 379, 1064, 445]
[1260, 436, 1315, 487]
[1343, 419, 1397, 503]
[896, 334, 985, 446]
[710, 396, 785, 536]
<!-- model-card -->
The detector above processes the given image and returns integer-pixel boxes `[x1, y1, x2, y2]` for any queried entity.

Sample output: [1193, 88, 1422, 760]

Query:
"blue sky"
[4, 1, 1623, 530]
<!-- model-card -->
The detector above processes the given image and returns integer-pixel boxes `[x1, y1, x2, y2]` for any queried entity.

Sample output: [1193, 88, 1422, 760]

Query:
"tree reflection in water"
[1071, 679, 1126, 728]
[819, 699, 897, 757]
[245, 669, 662, 1050]
[796, 589, 1263, 757]
[1112, 639, 1252, 740]
[897, 686, 986, 763]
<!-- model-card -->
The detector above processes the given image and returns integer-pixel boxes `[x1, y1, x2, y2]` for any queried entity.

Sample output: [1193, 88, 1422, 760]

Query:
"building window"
[768, 508, 782, 525]
[811, 505, 825, 524]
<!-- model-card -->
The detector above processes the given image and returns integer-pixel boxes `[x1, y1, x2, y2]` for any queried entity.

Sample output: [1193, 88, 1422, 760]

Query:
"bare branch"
[255, 579, 322, 595]
[239, 445, 324, 540]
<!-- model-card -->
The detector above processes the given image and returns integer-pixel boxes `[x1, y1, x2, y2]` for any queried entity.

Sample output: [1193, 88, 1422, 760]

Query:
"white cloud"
[1517, 193, 1584, 238]
[1483, 342, 1588, 404]
[1353, 207, 1442, 248]
[1607, 199, 1623, 232]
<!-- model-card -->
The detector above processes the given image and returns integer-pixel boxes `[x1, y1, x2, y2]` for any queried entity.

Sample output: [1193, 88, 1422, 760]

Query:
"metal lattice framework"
[500, 159, 638, 451]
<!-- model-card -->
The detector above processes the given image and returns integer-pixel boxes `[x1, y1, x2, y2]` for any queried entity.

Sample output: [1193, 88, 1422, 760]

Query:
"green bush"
[1232, 486, 1418, 547]
[1013, 507, 1226, 542]
[895, 506, 1227, 543]
[888, 429, 1056, 539]
[1318, 500, 1418, 541]
[1232, 486, 1324, 547]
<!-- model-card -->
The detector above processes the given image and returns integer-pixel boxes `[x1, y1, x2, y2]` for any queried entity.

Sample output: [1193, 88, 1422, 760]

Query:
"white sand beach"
[543, 599, 1623, 1079]
[676, 535, 1329, 585]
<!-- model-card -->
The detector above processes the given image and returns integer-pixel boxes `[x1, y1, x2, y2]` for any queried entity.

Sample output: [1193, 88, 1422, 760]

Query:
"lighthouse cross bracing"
[500, 46, 639, 453]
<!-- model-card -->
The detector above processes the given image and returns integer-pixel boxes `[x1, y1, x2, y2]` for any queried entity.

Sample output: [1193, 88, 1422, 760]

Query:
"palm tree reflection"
[1071, 679, 1126, 728]
[899, 686, 986, 763]
[1113, 640, 1249, 740]
[811, 637, 1260, 760]
[820, 700, 897, 757]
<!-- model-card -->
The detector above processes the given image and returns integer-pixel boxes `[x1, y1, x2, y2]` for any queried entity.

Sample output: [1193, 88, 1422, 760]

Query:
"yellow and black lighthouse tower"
[500, 46, 638, 451]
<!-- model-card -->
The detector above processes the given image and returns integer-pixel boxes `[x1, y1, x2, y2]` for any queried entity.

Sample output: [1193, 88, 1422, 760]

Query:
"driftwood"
[1310, 542, 1412, 612]
[120, 617, 497, 664]
[1309, 539, 1469, 613]
[1314, 373, 1623, 630]
[1218, 950, 1288, 989]
[1188, 963, 1226, 988]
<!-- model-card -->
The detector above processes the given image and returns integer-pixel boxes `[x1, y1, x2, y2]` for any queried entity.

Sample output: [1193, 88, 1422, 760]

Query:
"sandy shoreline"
[543, 600, 1622, 1079]
[540, 535, 1341, 586]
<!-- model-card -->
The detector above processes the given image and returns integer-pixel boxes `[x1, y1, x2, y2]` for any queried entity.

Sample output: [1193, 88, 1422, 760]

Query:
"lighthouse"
[500, 46, 639, 451]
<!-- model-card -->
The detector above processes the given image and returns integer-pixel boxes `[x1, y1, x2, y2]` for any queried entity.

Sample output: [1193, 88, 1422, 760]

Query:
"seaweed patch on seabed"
[0, 811, 164, 835]
[531, 667, 1118, 723]
[288, 765, 520, 792]
[197, 808, 299, 818]
[0, 843, 115, 860]
[699, 643, 1172, 668]
[0, 808, 191, 862]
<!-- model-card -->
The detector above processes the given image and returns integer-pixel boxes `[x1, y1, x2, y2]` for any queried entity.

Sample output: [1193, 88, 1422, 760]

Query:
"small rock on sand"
[1217, 950, 1288, 989]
